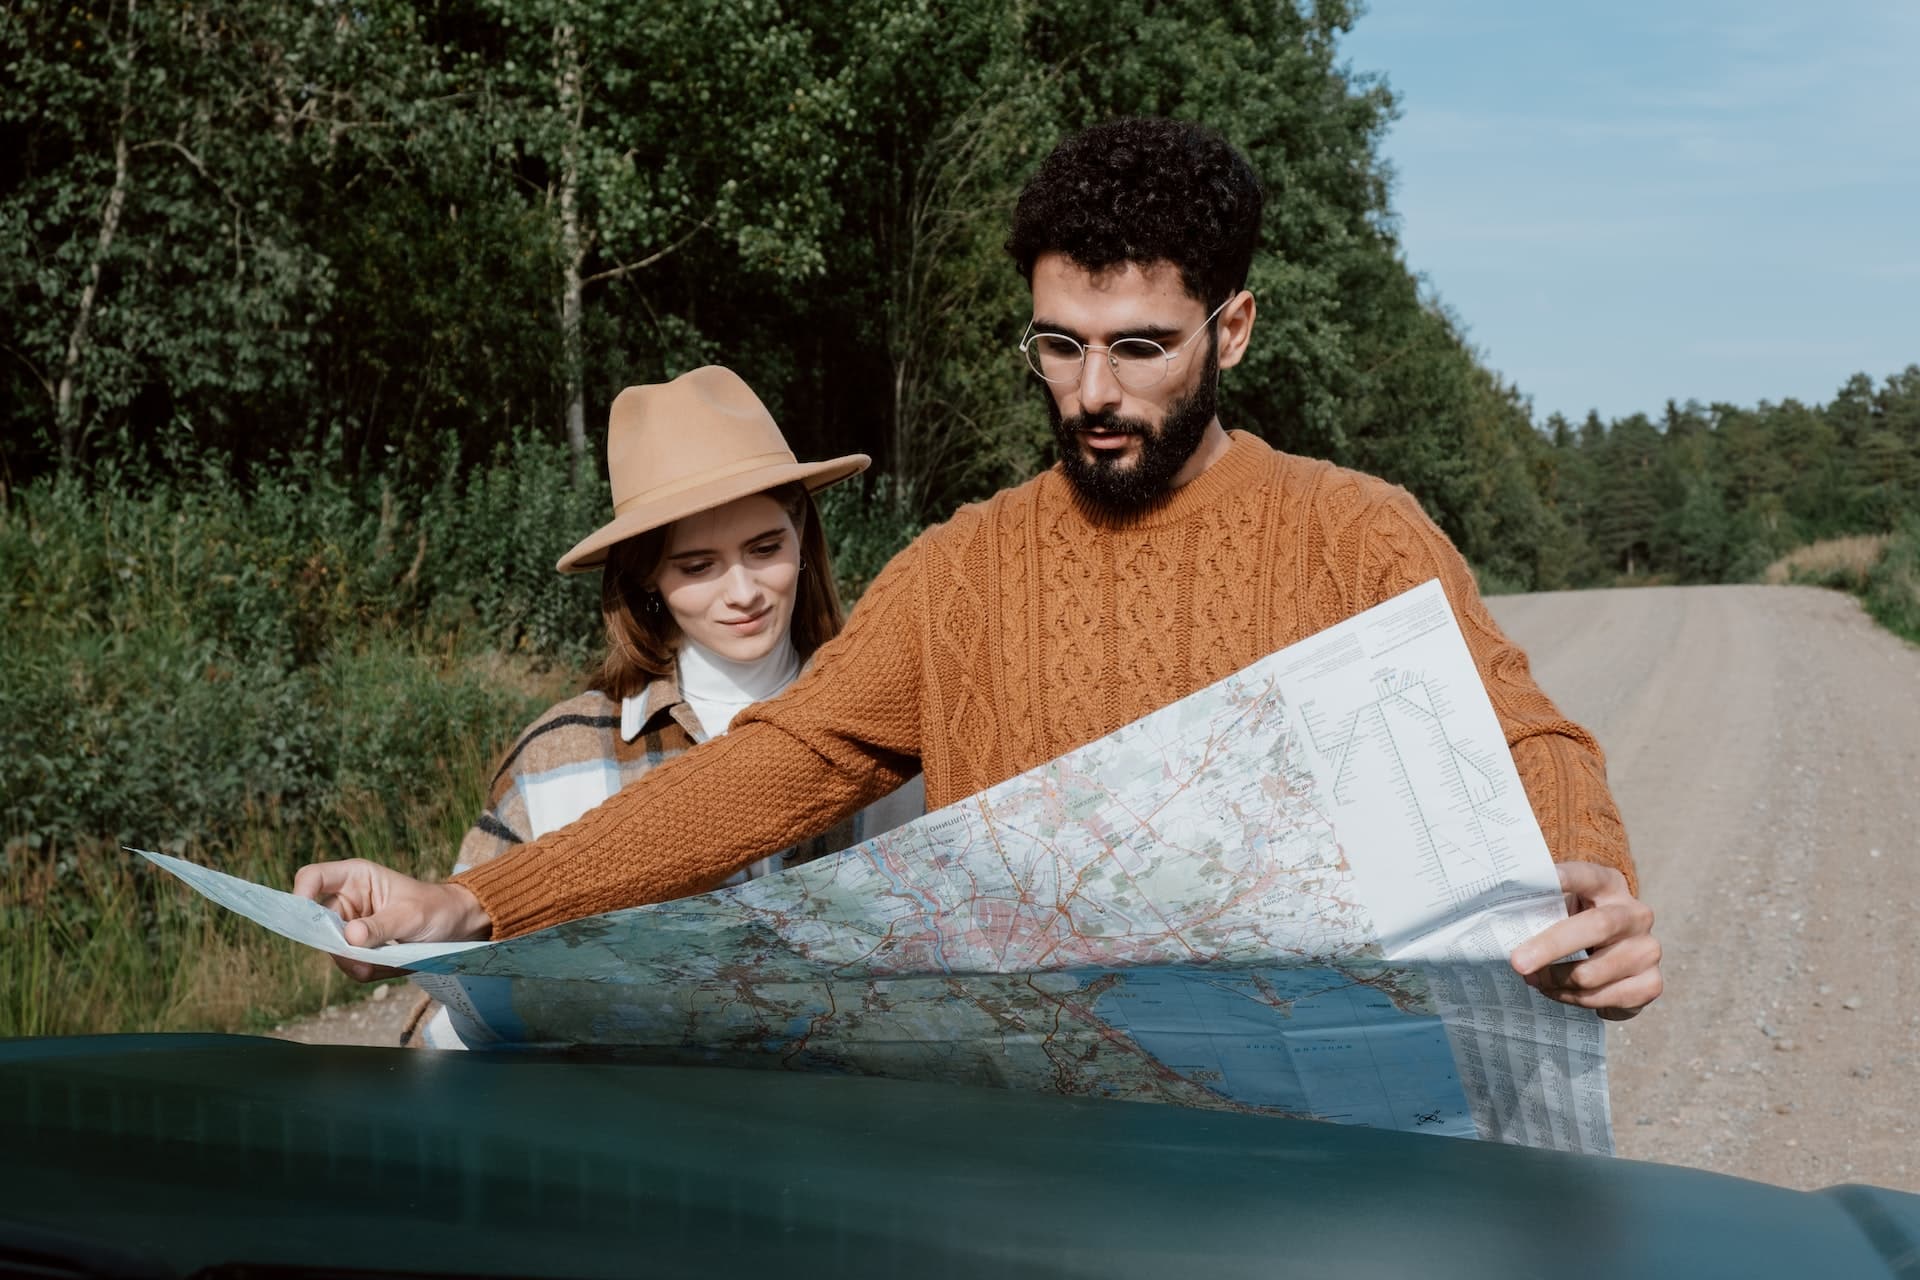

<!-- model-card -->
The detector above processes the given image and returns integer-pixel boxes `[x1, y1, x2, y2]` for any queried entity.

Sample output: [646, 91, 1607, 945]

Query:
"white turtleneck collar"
[673, 637, 801, 740]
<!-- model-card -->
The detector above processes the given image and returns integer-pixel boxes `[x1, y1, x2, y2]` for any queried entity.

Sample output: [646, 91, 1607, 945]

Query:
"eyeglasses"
[1017, 296, 1232, 391]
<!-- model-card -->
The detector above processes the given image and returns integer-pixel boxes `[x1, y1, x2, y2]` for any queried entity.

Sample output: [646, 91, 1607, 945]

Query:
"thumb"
[343, 904, 417, 951]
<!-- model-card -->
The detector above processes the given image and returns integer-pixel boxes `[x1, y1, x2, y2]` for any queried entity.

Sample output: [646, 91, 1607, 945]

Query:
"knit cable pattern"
[459, 431, 1634, 938]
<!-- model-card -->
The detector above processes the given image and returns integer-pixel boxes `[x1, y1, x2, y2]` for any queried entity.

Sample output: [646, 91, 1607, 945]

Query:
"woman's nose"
[719, 561, 762, 607]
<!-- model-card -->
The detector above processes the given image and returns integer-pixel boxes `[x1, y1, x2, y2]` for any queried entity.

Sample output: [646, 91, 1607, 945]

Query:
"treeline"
[7, 4, 1916, 595]
[1523, 369, 1920, 592]
[3, 0, 1571, 577]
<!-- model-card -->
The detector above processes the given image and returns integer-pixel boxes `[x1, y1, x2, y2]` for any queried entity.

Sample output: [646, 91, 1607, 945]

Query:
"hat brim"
[556, 453, 871, 574]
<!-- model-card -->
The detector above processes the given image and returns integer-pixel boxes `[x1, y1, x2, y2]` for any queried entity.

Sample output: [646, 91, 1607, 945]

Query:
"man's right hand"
[292, 859, 493, 982]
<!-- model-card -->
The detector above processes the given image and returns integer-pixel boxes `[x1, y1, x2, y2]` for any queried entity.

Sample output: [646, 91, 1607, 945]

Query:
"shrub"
[0, 434, 920, 1033]
[1761, 535, 1892, 592]
[1469, 561, 1529, 598]
[0, 442, 596, 1033]
[816, 474, 925, 601]
[1863, 520, 1920, 646]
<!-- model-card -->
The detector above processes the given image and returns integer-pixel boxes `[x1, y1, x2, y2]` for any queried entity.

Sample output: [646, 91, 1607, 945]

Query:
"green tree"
[1544, 412, 1605, 586]
[1, 0, 339, 470]
[1669, 475, 1733, 581]
[458, 0, 852, 473]
[1593, 413, 1663, 576]
[1767, 398, 1842, 537]
[1461, 373, 1578, 592]
[1649, 404, 1728, 581]
[828, 1, 1062, 513]
[1856, 367, 1920, 522]
[1712, 402, 1790, 551]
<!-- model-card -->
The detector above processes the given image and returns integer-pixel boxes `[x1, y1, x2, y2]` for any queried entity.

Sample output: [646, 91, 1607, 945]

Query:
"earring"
[646, 592, 661, 614]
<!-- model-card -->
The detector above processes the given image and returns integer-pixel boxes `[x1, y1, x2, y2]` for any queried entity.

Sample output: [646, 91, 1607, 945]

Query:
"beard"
[1046, 344, 1220, 515]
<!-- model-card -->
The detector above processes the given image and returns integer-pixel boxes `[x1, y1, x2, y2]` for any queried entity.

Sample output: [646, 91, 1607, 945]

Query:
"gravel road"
[1489, 584, 1920, 1192]
[279, 582, 1920, 1192]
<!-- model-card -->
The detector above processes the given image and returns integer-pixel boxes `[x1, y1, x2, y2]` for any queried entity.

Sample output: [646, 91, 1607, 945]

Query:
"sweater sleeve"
[454, 540, 928, 938]
[1362, 488, 1638, 895]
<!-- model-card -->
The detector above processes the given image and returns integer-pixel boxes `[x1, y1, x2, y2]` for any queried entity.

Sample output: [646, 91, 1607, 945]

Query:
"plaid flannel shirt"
[453, 666, 889, 884]
[406, 667, 921, 1046]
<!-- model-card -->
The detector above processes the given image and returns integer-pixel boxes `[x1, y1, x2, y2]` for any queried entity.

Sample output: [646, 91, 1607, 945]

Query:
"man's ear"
[1215, 289, 1257, 372]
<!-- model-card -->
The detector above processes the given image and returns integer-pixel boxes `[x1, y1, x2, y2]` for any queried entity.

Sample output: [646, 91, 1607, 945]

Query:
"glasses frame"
[1017, 295, 1234, 391]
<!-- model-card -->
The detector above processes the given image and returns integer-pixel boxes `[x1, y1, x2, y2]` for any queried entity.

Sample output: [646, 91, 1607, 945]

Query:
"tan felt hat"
[556, 366, 869, 574]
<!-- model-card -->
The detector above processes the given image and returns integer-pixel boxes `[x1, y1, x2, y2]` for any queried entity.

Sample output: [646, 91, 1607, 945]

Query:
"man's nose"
[1076, 349, 1124, 414]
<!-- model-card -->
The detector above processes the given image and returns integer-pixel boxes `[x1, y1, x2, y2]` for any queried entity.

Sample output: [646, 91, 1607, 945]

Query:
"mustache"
[1061, 410, 1148, 437]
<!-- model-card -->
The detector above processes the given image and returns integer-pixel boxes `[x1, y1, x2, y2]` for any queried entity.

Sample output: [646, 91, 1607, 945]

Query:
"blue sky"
[1338, 2, 1920, 426]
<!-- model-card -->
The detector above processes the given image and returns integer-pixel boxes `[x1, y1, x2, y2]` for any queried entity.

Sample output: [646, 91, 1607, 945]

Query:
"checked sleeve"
[455, 542, 929, 939]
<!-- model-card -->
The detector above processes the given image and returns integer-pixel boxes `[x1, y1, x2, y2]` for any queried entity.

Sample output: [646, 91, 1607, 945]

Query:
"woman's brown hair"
[587, 483, 845, 701]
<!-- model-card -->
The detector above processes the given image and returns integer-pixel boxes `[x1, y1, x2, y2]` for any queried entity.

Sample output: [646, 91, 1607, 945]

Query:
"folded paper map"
[145, 578, 1612, 1153]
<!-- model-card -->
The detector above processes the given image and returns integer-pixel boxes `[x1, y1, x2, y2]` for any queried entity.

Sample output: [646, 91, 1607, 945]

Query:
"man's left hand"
[1510, 860, 1662, 1021]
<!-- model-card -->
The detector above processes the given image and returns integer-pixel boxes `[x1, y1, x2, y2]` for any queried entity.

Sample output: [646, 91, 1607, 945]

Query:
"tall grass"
[1, 438, 924, 1038]
[0, 443, 594, 1036]
[1762, 534, 1891, 591]
[1762, 524, 1920, 647]
[0, 642, 574, 1039]
[0, 735, 487, 1038]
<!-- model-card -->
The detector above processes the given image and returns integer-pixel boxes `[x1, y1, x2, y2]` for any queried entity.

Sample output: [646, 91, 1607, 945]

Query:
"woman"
[408, 366, 912, 1047]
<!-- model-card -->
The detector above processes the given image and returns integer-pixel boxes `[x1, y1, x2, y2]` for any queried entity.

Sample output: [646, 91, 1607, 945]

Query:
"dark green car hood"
[2, 1034, 1915, 1278]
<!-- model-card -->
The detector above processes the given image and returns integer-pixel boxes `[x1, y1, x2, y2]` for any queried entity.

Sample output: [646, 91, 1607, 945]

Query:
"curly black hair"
[1006, 118, 1264, 308]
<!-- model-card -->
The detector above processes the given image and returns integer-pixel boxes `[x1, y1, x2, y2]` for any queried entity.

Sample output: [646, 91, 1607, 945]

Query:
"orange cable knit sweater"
[459, 431, 1634, 938]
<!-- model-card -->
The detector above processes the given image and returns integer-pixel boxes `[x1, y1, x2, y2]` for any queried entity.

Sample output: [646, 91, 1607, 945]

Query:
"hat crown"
[606, 367, 797, 514]
[553, 365, 867, 574]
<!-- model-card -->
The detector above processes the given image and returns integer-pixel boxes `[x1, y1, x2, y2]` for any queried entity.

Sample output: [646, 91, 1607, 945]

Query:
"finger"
[1535, 968, 1663, 1017]
[344, 899, 429, 951]
[1556, 859, 1629, 904]
[293, 861, 341, 901]
[328, 952, 409, 983]
[1531, 935, 1663, 996]
[330, 953, 382, 983]
[1511, 901, 1649, 975]
[294, 859, 371, 906]
[1511, 909, 1611, 976]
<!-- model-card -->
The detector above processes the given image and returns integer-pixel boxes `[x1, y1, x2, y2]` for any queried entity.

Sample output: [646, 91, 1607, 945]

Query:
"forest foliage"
[2, 0, 1917, 1033]
[7, 0, 1917, 585]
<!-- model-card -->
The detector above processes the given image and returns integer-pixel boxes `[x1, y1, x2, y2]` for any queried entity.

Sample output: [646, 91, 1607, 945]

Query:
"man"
[300, 118, 1661, 1018]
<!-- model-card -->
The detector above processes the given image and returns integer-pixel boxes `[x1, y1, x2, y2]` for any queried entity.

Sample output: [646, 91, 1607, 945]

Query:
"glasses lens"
[1108, 339, 1170, 389]
[1026, 334, 1084, 384]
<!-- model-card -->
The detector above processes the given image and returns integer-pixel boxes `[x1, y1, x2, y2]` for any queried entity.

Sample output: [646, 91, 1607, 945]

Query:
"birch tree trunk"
[885, 81, 1046, 510]
[55, 0, 137, 473]
[554, 15, 588, 481]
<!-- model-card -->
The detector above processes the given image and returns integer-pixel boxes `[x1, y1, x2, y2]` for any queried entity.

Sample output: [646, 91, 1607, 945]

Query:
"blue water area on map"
[1085, 965, 1472, 1134]
[454, 975, 531, 1043]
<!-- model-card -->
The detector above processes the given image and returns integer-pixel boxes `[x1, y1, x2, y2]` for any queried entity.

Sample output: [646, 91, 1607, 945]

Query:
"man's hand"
[292, 859, 493, 983]
[1510, 860, 1662, 1021]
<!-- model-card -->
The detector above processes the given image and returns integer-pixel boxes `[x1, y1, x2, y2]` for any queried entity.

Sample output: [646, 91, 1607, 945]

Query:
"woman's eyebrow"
[665, 527, 788, 560]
